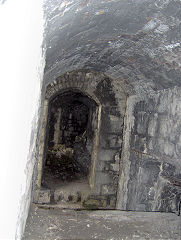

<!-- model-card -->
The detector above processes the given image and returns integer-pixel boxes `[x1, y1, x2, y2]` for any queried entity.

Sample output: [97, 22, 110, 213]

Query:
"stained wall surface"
[117, 87, 181, 212]
[35, 70, 126, 208]
[41, 0, 181, 213]
[43, 0, 181, 95]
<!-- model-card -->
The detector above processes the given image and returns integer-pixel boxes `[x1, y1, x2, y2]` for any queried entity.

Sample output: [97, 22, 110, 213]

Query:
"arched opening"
[41, 90, 98, 204]
[34, 70, 126, 209]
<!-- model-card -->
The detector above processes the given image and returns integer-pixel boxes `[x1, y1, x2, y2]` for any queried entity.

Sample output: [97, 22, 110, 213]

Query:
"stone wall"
[117, 86, 181, 213]
[35, 70, 126, 209]
[39, 0, 181, 213]
[43, 0, 181, 96]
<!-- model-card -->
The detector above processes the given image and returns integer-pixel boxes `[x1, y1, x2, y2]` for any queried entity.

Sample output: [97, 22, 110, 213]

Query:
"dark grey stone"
[43, 0, 181, 95]
[34, 0, 181, 214]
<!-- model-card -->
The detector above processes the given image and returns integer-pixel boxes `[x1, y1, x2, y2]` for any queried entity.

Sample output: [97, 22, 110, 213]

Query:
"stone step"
[54, 190, 84, 204]
[34, 189, 116, 209]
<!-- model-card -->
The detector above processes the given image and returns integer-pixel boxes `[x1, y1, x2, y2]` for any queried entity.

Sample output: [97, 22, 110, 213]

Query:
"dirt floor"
[23, 204, 181, 240]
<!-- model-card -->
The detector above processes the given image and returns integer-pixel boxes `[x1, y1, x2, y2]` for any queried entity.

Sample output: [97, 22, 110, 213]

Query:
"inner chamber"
[41, 91, 97, 202]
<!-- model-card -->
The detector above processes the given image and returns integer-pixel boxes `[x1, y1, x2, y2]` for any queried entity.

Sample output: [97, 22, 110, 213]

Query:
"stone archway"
[34, 70, 126, 209]
[42, 90, 100, 204]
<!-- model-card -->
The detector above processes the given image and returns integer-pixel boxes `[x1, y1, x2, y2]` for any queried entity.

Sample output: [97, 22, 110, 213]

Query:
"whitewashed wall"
[0, 0, 44, 239]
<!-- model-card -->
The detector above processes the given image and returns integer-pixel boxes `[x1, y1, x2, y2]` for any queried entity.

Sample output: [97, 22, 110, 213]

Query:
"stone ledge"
[34, 189, 51, 204]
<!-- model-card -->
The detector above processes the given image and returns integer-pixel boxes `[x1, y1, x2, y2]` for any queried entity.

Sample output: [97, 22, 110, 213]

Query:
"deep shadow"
[41, 91, 97, 190]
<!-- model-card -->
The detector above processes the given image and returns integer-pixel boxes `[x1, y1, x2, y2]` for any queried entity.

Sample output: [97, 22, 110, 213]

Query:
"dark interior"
[41, 91, 97, 189]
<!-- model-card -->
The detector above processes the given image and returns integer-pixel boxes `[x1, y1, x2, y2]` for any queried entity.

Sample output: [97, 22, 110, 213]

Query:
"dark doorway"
[41, 91, 97, 204]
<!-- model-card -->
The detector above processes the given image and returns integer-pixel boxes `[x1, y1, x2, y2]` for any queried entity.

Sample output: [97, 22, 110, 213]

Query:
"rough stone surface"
[35, 70, 126, 208]
[22, 204, 181, 240]
[43, 0, 181, 96]
[35, 189, 51, 204]
[33, 0, 181, 213]
[117, 87, 181, 213]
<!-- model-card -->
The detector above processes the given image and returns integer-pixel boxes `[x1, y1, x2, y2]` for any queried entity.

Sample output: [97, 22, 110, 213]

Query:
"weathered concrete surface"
[23, 204, 181, 240]
[43, 0, 181, 95]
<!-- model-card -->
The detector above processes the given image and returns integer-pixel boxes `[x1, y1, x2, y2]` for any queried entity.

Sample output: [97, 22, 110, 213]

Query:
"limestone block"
[101, 184, 116, 195]
[132, 136, 147, 152]
[83, 199, 101, 209]
[109, 135, 117, 148]
[109, 115, 124, 132]
[110, 163, 119, 172]
[83, 195, 108, 209]
[95, 172, 113, 185]
[109, 196, 116, 208]
[96, 161, 106, 171]
[114, 152, 120, 164]
[70, 194, 79, 203]
[108, 135, 123, 148]
[117, 99, 126, 115]
[54, 190, 67, 202]
[37, 189, 51, 204]
[98, 149, 115, 161]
